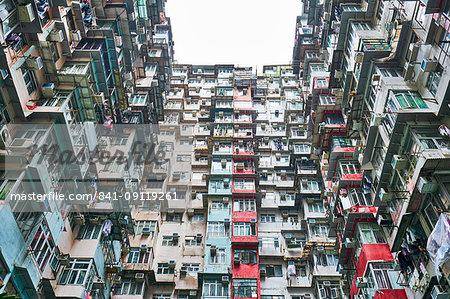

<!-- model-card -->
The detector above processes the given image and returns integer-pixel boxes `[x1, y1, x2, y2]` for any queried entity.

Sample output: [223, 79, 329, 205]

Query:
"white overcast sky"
[165, 0, 301, 73]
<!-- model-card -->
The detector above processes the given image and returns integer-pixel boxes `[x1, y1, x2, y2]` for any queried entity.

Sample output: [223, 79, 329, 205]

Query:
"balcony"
[260, 191, 296, 208]
[273, 154, 290, 167]
[211, 158, 233, 175]
[213, 142, 233, 155]
[233, 141, 255, 155]
[337, 160, 363, 182]
[299, 180, 322, 194]
[323, 112, 346, 129]
[233, 159, 255, 175]
[215, 99, 233, 109]
[194, 125, 211, 136]
[234, 113, 252, 123]
[216, 87, 234, 97]
[273, 173, 295, 188]
[208, 178, 232, 195]
[234, 127, 253, 138]
[232, 178, 256, 193]
[271, 138, 289, 151]
[234, 100, 253, 110]
[213, 124, 233, 138]
[259, 173, 275, 186]
[215, 112, 233, 123]
[194, 139, 208, 151]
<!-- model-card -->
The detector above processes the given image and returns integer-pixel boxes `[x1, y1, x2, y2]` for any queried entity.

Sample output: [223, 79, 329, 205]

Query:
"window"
[127, 248, 151, 264]
[185, 236, 201, 246]
[234, 249, 257, 264]
[162, 236, 178, 246]
[393, 91, 428, 109]
[426, 66, 443, 96]
[260, 214, 275, 223]
[207, 222, 227, 237]
[30, 221, 56, 272]
[303, 181, 321, 191]
[22, 68, 37, 95]
[310, 224, 329, 237]
[233, 279, 257, 298]
[176, 154, 191, 162]
[166, 213, 182, 222]
[260, 265, 282, 277]
[152, 294, 171, 299]
[233, 199, 256, 212]
[357, 222, 386, 244]
[115, 279, 143, 295]
[233, 179, 255, 191]
[316, 78, 328, 88]
[211, 200, 228, 210]
[368, 263, 394, 289]
[210, 248, 226, 264]
[182, 263, 200, 273]
[58, 259, 93, 285]
[259, 237, 279, 248]
[233, 222, 256, 236]
[157, 263, 174, 274]
[192, 213, 205, 222]
[135, 221, 156, 236]
[77, 223, 102, 239]
[203, 279, 228, 296]
[315, 253, 339, 266]
[308, 202, 325, 213]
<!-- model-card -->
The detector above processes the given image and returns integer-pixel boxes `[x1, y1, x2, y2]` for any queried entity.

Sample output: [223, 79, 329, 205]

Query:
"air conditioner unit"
[196, 234, 203, 240]
[18, 4, 35, 22]
[172, 233, 179, 238]
[323, 281, 331, 286]
[285, 234, 292, 239]
[379, 188, 393, 201]
[49, 30, 64, 42]
[221, 159, 227, 168]
[180, 266, 187, 275]
[282, 211, 289, 218]
[431, 285, 450, 299]
[168, 261, 176, 268]
[92, 277, 104, 289]
[417, 177, 438, 193]
[57, 254, 70, 266]
[377, 214, 391, 226]
[352, 120, 363, 131]
[222, 276, 229, 284]
[141, 226, 152, 235]
[371, 74, 381, 82]
[309, 219, 316, 224]
[356, 277, 368, 288]
[405, 43, 420, 63]
[135, 273, 145, 281]
[421, 59, 438, 72]
[391, 155, 408, 170]
[187, 209, 195, 216]
[371, 113, 384, 126]
[345, 238, 356, 248]
[41, 83, 55, 98]
[334, 70, 343, 79]
[302, 178, 308, 186]
[140, 244, 147, 250]
[403, 62, 415, 81]
[189, 290, 197, 297]
[317, 246, 324, 252]
[27, 57, 43, 70]
[260, 269, 266, 276]
[173, 173, 181, 180]
[72, 30, 82, 42]
[114, 36, 122, 47]
[137, 26, 145, 34]
[224, 218, 230, 223]
[355, 52, 364, 63]
[222, 197, 229, 202]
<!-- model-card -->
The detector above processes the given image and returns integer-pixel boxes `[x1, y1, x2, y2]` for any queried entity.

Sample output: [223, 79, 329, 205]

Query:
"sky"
[165, 0, 301, 73]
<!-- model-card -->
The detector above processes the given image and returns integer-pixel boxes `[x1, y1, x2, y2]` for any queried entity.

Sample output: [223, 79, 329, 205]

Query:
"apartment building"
[0, 0, 449, 298]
